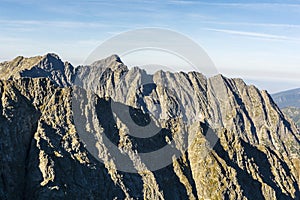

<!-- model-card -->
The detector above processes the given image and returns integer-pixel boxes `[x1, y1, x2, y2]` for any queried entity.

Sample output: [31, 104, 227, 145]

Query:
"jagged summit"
[90, 54, 123, 67]
[0, 53, 129, 87]
[0, 53, 61, 72]
[0, 53, 74, 87]
[0, 55, 43, 80]
[87, 54, 128, 73]
[44, 52, 61, 60]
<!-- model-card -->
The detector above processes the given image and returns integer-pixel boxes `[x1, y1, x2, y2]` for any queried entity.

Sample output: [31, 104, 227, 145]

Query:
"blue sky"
[1, 0, 300, 93]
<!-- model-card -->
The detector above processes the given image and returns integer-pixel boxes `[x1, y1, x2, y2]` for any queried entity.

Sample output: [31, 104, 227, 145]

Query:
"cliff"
[0, 54, 299, 199]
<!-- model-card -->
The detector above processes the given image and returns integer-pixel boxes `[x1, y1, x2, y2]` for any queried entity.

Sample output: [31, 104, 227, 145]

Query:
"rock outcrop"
[281, 107, 300, 128]
[0, 54, 299, 199]
[0, 53, 75, 87]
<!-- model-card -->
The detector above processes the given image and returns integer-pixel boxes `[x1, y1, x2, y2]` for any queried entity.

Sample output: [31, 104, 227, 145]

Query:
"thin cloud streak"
[0, 19, 109, 29]
[204, 28, 300, 42]
[221, 67, 300, 82]
[202, 21, 300, 29]
[168, 1, 300, 8]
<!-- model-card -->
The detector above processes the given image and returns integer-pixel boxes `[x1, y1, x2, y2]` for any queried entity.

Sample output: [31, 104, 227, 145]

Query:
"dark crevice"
[153, 164, 190, 200]
[177, 152, 199, 200]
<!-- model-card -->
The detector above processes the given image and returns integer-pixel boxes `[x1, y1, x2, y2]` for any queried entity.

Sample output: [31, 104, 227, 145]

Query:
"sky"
[1, 0, 300, 93]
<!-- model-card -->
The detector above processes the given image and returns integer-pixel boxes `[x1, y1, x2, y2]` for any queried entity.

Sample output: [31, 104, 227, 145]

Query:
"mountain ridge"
[0, 53, 299, 199]
[0, 53, 75, 87]
[272, 88, 300, 129]
[272, 88, 300, 109]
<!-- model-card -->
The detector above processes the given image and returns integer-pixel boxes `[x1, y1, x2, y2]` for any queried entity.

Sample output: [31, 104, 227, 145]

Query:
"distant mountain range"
[272, 88, 300, 109]
[0, 53, 299, 199]
[272, 89, 300, 128]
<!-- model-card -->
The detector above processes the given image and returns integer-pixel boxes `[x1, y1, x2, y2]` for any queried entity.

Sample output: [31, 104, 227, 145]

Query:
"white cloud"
[204, 28, 300, 42]
[168, 1, 300, 8]
[0, 19, 109, 29]
[201, 21, 300, 29]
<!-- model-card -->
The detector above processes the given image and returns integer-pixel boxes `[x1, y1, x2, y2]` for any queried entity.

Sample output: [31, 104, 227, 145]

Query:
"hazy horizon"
[1, 0, 300, 93]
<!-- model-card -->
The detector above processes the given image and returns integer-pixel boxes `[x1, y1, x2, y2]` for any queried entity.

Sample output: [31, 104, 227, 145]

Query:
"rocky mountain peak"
[0, 53, 75, 87]
[44, 52, 61, 60]
[0, 54, 299, 199]
[0, 55, 43, 80]
[90, 54, 127, 71]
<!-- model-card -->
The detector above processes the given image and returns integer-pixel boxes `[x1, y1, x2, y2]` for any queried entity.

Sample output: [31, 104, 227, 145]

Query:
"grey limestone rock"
[0, 54, 299, 199]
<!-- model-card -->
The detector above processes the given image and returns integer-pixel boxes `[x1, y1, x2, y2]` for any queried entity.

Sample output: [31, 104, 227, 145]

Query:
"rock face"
[0, 54, 299, 200]
[281, 107, 300, 128]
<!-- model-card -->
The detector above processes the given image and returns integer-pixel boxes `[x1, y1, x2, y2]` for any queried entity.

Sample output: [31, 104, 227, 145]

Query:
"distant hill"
[272, 88, 300, 128]
[272, 88, 300, 109]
